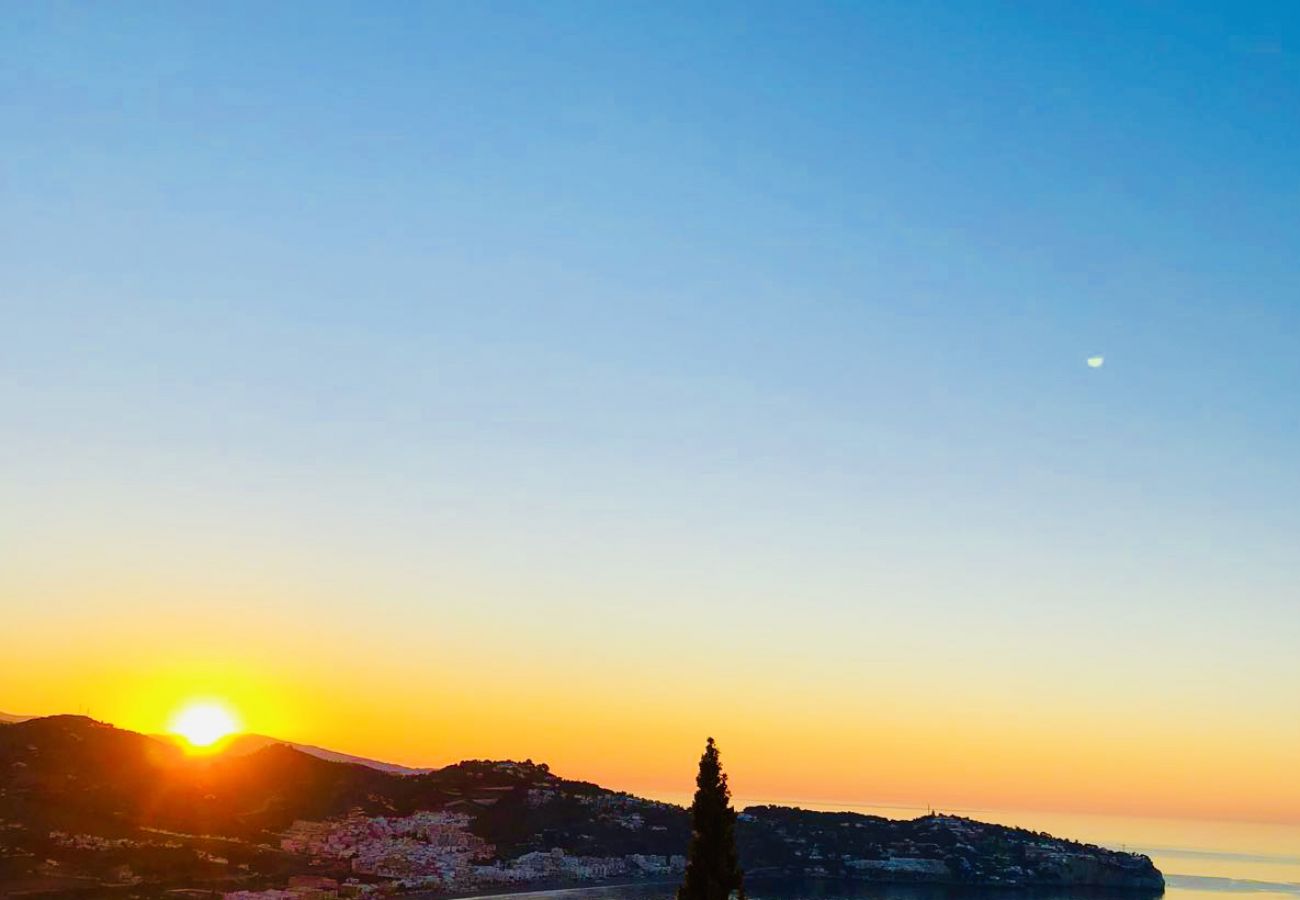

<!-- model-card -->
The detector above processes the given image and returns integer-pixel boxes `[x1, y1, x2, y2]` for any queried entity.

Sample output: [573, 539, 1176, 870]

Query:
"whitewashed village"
[221, 807, 685, 899]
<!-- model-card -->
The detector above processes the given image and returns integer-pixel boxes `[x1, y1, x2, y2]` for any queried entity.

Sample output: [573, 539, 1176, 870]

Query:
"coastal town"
[0, 717, 1162, 899]
[254, 808, 684, 895]
[208, 802, 1162, 900]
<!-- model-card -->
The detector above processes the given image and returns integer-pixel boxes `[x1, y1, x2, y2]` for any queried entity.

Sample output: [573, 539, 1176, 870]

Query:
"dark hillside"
[0, 717, 1163, 898]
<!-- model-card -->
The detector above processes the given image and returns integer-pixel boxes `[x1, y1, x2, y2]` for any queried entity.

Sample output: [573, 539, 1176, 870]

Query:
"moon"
[1087, 356, 1105, 368]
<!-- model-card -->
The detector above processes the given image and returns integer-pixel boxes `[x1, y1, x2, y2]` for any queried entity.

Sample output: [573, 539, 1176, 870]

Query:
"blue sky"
[2, 2, 1299, 816]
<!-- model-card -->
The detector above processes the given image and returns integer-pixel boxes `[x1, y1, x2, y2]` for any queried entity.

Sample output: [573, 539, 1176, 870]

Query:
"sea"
[449, 802, 1299, 900]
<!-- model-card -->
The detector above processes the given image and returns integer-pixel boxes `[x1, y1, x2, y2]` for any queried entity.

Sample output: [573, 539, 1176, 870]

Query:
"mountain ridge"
[0, 715, 1164, 898]
[150, 730, 437, 776]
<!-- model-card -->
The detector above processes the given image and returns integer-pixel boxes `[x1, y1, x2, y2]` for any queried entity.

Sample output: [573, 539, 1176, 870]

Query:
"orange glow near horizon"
[37, 671, 1294, 827]
[4, 593, 1297, 827]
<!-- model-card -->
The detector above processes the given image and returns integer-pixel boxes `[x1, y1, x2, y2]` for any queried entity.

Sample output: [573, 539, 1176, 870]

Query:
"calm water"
[465, 804, 1300, 900]
[962, 807, 1300, 900]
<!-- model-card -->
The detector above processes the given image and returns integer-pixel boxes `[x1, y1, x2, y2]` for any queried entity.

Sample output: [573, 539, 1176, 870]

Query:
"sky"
[2, 2, 1298, 826]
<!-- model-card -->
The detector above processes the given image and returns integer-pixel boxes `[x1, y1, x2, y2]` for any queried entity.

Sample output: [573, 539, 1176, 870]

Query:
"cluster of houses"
[48, 830, 147, 850]
[266, 808, 685, 896]
[48, 829, 184, 851]
[473, 847, 685, 883]
[526, 784, 676, 831]
[281, 810, 492, 881]
[224, 874, 378, 900]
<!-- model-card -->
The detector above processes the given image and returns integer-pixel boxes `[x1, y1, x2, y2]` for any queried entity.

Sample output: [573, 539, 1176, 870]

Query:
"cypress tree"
[677, 737, 745, 900]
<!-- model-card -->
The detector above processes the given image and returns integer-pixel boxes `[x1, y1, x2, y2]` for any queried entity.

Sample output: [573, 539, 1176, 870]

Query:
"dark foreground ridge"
[0, 716, 1163, 898]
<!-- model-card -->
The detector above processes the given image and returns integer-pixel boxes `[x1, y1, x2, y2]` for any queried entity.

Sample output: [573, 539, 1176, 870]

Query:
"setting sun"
[167, 701, 241, 750]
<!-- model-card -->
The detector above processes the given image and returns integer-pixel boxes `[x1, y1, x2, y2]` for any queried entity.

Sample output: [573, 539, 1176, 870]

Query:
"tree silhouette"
[677, 737, 745, 900]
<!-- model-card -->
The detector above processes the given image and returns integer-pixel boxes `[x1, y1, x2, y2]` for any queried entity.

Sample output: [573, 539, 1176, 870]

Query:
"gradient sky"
[3, 2, 1299, 825]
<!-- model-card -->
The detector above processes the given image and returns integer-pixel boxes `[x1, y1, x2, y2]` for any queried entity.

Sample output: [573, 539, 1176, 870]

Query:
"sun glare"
[168, 701, 241, 750]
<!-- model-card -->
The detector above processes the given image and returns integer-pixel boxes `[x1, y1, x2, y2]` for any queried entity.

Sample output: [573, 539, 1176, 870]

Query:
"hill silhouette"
[2, 716, 482, 837]
[151, 730, 436, 775]
[0, 716, 1164, 898]
[221, 732, 436, 775]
